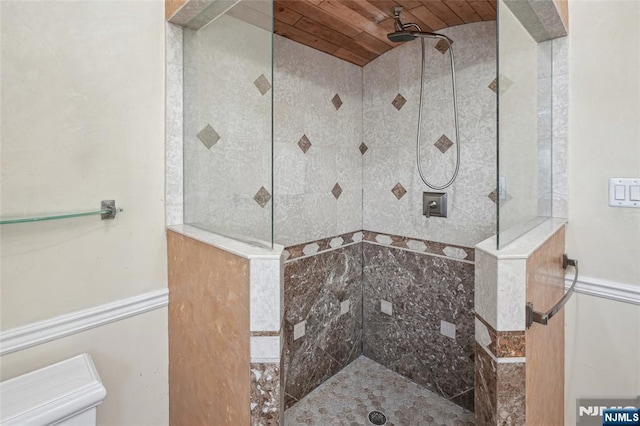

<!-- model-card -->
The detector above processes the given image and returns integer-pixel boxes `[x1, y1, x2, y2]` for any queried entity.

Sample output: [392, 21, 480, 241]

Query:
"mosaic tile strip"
[284, 230, 475, 263]
[476, 314, 526, 358]
[362, 230, 476, 262]
[284, 231, 363, 262]
[250, 362, 280, 425]
[251, 330, 281, 337]
[391, 93, 407, 110]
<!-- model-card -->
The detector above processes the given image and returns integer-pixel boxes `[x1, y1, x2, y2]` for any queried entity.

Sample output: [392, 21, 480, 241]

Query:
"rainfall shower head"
[387, 30, 417, 42]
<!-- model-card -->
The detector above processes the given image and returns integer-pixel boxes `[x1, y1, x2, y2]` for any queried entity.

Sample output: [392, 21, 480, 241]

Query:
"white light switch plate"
[609, 178, 640, 207]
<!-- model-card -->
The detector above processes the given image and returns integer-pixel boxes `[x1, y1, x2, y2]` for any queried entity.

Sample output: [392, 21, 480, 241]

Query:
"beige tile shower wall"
[0, 1, 167, 326]
[183, 14, 272, 242]
[274, 35, 363, 247]
[362, 22, 497, 248]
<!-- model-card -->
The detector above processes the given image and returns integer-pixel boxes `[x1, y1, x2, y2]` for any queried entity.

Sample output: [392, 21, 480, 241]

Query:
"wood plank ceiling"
[274, 0, 496, 66]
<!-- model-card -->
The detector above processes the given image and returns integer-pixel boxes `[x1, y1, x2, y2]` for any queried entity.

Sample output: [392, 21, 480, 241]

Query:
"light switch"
[609, 178, 640, 208]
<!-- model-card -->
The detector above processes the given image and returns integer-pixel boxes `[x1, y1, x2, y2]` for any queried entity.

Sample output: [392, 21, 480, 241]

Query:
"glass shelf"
[0, 201, 123, 225]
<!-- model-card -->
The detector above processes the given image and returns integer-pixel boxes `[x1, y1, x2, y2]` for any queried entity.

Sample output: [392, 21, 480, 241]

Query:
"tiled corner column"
[249, 255, 285, 426]
[474, 219, 566, 425]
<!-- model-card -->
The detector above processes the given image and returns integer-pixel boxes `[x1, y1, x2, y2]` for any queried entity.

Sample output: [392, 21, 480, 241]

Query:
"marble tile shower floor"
[284, 356, 474, 426]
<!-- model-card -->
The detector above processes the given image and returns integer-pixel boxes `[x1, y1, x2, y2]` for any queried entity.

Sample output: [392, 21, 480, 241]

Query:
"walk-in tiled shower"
[166, 0, 568, 423]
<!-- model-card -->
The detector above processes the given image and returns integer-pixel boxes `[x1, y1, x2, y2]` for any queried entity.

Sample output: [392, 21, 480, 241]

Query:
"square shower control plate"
[423, 192, 447, 217]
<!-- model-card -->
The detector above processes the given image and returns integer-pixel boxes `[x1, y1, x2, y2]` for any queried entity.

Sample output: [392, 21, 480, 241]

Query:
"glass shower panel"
[497, 0, 553, 248]
[182, 1, 274, 248]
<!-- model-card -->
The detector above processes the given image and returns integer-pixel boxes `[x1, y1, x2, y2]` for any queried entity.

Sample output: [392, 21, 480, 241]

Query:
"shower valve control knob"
[423, 192, 447, 218]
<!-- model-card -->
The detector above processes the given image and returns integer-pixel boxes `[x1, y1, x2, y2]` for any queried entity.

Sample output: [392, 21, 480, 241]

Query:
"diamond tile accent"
[443, 246, 469, 260]
[196, 124, 221, 149]
[392, 94, 406, 110]
[487, 189, 498, 203]
[298, 135, 312, 154]
[332, 182, 343, 199]
[331, 94, 343, 110]
[434, 38, 452, 54]
[253, 73, 271, 95]
[489, 74, 514, 94]
[488, 78, 498, 93]
[391, 183, 407, 200]
[434, 135, 454, 153]
[253, 186, 271, 208]
[359, 143, 369, 155]
[352, 232, 363, 242]
[488, 188, 513, 204]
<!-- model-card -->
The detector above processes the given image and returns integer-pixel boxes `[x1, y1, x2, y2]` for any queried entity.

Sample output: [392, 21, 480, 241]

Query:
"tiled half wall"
[474, 220, 566, 425]
[283, 231, 476, 411]
[167, 227, 284, 426]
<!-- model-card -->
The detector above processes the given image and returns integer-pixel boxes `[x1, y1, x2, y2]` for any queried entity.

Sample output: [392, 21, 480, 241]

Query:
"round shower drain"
[367, 410, 387, 425]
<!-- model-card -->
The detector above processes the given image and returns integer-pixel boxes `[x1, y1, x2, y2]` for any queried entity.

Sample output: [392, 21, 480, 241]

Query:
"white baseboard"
[0, 289, 169, 356]
[566, 275, 640, 306]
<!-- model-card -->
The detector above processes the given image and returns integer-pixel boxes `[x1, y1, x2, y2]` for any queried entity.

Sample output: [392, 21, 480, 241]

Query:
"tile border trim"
[476, 314, 526, 358]
[0, 289, 168, 356]
[284, 230, 475, 263]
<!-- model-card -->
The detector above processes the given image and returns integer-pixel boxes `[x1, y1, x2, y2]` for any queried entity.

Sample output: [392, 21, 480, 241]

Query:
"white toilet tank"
[0, 353, 107, 426]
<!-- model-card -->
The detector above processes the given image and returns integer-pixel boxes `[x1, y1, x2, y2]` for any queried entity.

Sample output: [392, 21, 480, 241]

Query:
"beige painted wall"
[565, 294, 640, 425]
[0, 1, 168, 424]
[0, 308, 169, 426]
[566, 0, 640, 286]
[0, 0, 167, 328]
[565, 1, 640, 423]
